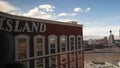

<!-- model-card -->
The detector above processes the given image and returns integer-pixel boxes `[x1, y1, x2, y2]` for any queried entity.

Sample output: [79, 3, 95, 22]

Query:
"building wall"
[0, 12, 84, 68]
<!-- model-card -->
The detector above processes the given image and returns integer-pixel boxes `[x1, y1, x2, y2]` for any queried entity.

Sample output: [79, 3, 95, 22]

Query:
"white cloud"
[23, 7, 53, 19]
[39, 4, 55, 12]
[0, 1, 89, 21]
[84, 25, 120, 36]
[58, 12, 77, 17]
[74, 7, 83, 12]
[85, 8, 91, 12]
[71, 13, 77, 16]
[24, 5, 78, 20]
[58, 19, 73, 22]
[74, 7, 91, 13]
[57, 19, 78, 22]
[23, 4, 56, 19]
[58, 12, 68, 16]
[0, 0, 18, 13]
[24, 7, 40, 16]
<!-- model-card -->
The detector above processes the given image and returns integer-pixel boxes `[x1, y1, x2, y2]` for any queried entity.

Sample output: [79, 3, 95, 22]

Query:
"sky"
[0, 0, 120, 38]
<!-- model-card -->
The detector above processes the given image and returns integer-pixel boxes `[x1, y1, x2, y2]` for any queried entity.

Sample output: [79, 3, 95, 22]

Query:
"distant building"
[108, 30, 115, 46]
[83, 40, 93, 50]
[103, 37, 108, 45]
[109, 35, 115, 46]
[88, 39, 95, 45]
[0, 12, 84, 68]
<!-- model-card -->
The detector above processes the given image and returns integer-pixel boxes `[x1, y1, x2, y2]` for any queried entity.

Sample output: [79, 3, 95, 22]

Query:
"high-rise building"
[108, 30, 115, 46]
[0, 11, 84, 68]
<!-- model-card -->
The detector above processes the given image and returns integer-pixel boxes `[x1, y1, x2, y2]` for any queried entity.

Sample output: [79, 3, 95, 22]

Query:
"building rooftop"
[0, 11, 83, 27]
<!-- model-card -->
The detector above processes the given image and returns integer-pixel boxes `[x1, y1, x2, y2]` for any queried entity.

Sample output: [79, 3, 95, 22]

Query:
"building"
[108, 30, 115, 46]
[103, 37, 108, 45]
[109, 35, 115, 46]
[0, 12, 84, 68]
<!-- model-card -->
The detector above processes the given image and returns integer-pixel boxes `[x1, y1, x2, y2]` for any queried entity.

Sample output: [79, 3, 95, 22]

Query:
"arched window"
[77, 35, 82, 50]
[60, 35, 67, 52]
[48, 35, 57, 54]
[77, 35, 82, 68]
[15, 34, 29, 60]
[34, 35, 45, 68]
[34, 35, 45, 56]
[48, 35, 57, 68]
[69, 35, 75, 51]
[15, 34, 29, 68]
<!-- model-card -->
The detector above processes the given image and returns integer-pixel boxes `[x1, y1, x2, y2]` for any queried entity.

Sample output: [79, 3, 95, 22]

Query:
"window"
[34, 35, 45, 68]
[60, 35, 67, 52]
[77, 35, 82, 68]
[15, 35, 29, 68]
[15, 35, 29, 60]
[69, 35, 75, 51]
[77, 35, 82, 50]
[70, 52, 76, 68]
[34, 35, 45, 56]
[49, 35, 57, 54]
[49, 56, 57, 68]
[18, 38, 27, 59]
[61, 54, 67, 68]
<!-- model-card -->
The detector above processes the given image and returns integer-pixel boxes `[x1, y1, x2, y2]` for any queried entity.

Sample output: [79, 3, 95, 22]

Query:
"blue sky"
[0, 0, 120, 37]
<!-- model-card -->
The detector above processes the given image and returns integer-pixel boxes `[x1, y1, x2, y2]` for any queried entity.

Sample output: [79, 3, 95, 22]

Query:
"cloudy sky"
[0, 0, 120, 37]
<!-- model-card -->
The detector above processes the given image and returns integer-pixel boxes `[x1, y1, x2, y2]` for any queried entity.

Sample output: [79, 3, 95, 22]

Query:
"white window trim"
[77, 35, 82, 50]
[60, 35, 67, 52]
[70, 52, 76, 68]
[15, 34, 30, 68]
[48, 35, 57, 54]
[77, 35, 82, 68]
[69, 35, 75, 51]
[34, 35, 45, 68]
[60, 54, 68, 68]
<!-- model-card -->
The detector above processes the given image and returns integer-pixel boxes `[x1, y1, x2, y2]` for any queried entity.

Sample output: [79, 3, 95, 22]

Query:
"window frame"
[60, 35, 67, 52]
[48, 35, 57, 54]
[69, 35, 75, 51]
[34, 35, 45, 68]
[15, 34, 30, 68]
[77, 35, 82, 50]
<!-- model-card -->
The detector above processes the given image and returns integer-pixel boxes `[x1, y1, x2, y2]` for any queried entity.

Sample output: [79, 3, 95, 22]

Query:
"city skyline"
[0, 0, 120, 36]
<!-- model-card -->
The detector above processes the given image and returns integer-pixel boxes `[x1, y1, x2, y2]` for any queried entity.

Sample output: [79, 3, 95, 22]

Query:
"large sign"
[0, 17, 46, 32]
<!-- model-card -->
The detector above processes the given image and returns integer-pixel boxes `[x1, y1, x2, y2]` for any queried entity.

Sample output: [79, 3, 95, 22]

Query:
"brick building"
[0, 12, 84, 68]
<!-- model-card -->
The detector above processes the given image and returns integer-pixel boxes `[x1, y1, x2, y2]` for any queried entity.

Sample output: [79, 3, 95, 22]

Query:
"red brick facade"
[0, 12, 84, 68]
